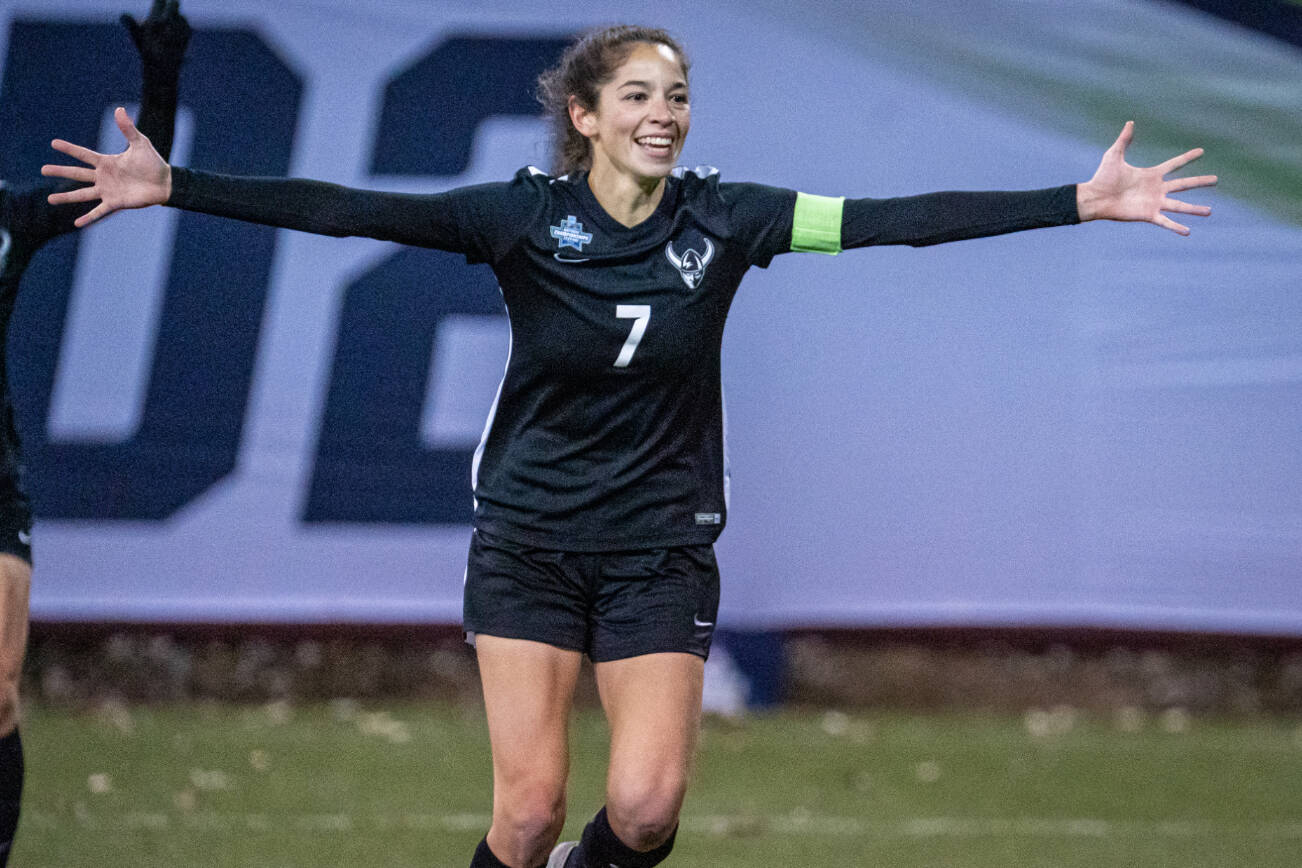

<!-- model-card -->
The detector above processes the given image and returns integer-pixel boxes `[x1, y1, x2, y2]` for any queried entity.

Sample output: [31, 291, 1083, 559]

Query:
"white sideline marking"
[22, 811, 1302, 839]
[690, 815, 1302, 839]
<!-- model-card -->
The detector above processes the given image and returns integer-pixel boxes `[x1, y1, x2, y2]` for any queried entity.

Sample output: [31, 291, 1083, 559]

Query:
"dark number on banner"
[1, 22, 301, 519]
[1, 24, 567, 522]
[305, 35, 570, 524]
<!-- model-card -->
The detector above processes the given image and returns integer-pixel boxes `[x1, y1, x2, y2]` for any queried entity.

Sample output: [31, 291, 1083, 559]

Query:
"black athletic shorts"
[463, 529, 720, 662]
[0, 472, 32, 565]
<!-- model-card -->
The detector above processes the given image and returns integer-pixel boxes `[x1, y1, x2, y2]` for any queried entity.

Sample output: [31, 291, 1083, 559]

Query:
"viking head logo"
[665, 237, 715, 289]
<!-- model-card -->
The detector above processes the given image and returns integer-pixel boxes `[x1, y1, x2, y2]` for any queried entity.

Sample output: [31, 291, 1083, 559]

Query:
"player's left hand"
[1076, 121, 1217, 236]
[122, 0, 191, 73]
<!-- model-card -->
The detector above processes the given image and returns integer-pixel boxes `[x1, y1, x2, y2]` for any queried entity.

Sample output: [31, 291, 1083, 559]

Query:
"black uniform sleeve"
[842, 184, 1080, 248]
[135, 57, 182, 164]
[0, 182, 87, 258]
[122, 1, 191, 162]
[716, 182, 798, 268]
[167, 167, 542, 264]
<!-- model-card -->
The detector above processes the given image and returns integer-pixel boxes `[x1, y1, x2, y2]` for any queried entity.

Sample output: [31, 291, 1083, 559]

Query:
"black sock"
[576, 807, 676, 868]
[469, 835, 547, 868]
[0, 729, 22, 868]
[470, 837, 511, 868]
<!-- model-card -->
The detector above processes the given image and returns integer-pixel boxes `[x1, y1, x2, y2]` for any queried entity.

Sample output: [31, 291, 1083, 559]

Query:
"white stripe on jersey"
[721, 384, 731, 510]
[471, 291, 513, 511]
[1, 182, 13, 273]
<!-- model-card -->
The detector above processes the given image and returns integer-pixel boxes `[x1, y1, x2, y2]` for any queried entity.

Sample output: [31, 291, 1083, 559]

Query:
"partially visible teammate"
[41, 24, 1214, 868]
[0, 3, 189, 863]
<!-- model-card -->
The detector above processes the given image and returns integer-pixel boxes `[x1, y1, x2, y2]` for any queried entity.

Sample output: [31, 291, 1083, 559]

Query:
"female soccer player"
[0, 2, 190, 864]
[41, 25, 1214, 868]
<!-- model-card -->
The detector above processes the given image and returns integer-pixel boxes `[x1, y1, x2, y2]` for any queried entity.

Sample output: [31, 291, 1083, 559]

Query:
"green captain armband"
[790, 192, 844, 254]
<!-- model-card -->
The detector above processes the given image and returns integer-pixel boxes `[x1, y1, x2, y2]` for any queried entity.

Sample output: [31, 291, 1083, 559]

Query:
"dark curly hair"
[536, 25, 690, 176]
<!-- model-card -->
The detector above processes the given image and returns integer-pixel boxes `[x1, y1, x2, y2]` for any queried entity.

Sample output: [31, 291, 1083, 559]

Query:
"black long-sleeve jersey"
[0, 39, 184, 494]
[168, 164, 1078, 550]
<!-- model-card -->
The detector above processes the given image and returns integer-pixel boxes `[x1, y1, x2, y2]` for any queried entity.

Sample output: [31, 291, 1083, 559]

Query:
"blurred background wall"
[0, 0, 1298, 648]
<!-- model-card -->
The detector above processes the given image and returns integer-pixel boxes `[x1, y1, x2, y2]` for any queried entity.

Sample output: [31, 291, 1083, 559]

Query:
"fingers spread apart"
[73, 202, 114, 229]
[1166, 173, 1217, 194]
[49, 138, 102, 166]
[1163, 197, 1212, 217]
[1155, 214, 1190, 236]
[1159, 147, 1205, 176]
[45, 184, 101, 205]
[41, 163, 95, 184]
[1110, 120, 1135, 154]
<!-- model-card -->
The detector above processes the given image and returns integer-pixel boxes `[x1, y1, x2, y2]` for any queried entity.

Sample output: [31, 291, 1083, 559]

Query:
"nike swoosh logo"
[554, 253, 590, 263]
[694, 616, 714, 628]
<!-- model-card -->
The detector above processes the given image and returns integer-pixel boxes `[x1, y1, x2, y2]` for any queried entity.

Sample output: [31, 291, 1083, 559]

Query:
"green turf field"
[13, 701, 1302, 867]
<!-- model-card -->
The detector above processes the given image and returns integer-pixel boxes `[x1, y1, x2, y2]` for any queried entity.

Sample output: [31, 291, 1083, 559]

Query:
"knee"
[492, 780, 567, 859]
[0, 682, 18, 736]
[1, 556, 30, 736]
[0, 635, 23, 736]
[606, 774, 686, 851]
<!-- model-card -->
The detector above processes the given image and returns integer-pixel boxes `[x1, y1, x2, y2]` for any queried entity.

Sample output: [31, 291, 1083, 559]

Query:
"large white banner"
[3, 0, 1299, 631]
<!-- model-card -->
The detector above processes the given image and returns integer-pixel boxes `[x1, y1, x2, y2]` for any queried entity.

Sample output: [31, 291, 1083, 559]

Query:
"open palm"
[42, 107, 172, 228]
[1079, 121, 1216, 235]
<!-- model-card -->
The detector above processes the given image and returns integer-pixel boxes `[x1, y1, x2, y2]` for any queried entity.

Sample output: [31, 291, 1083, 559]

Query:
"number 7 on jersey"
[614, 304, 651, 367]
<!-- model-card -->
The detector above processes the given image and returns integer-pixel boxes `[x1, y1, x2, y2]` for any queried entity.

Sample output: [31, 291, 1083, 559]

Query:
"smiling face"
[570, 41, 691, 187]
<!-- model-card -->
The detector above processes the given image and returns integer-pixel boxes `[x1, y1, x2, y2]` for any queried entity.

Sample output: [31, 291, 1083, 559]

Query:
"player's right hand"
[42, 107, 173, 229]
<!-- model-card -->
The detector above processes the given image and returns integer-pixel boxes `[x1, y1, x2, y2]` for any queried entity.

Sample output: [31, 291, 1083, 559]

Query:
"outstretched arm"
[124, 0, 192, 163]
[829, 122, 1216, 251]
[43, 110, 532, 259]
[1075, 121, 1215, 236]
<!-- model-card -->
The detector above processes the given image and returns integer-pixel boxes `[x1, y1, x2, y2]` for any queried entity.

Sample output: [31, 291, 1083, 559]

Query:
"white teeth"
[637, 137, 672, 147]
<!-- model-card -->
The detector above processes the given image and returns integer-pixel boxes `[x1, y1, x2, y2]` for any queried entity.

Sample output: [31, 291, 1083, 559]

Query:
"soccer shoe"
[546, 840, 578, 867]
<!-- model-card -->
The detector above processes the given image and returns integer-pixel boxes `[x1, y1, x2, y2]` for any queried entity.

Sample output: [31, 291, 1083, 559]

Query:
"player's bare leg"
[474, 635, 582, 868]
[0, 555, 32, 867]
[556, 652, 702, 867]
